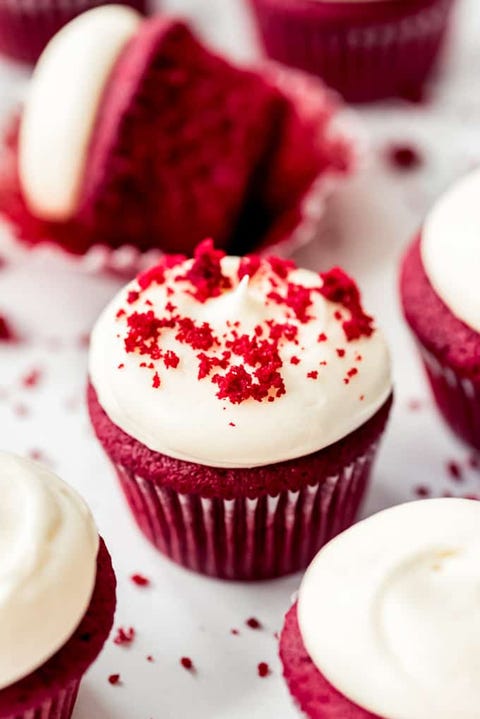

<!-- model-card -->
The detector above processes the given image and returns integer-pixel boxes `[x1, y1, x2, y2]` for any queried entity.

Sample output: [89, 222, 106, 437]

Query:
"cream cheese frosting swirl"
[0, 453, 99, 689]
[422, 168, 480, 333]
[298, 498, 480, 719]
[89, 242, 391, 468]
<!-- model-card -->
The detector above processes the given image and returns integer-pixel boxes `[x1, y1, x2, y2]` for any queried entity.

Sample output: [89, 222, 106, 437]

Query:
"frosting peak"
[0, 453, 99, 689]
[89, 243, 391, 467]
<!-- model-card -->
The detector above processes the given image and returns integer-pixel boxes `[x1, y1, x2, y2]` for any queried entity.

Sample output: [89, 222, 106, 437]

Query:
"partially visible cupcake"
[88, 239, 392, 580]
[401, 168, 480, 451]
[280, 498, 480, 717]
[0, 452, 116, 719]
[0, 0, 147, 64]
[249, 0, 456, 102]
[0, 5, 352, 265]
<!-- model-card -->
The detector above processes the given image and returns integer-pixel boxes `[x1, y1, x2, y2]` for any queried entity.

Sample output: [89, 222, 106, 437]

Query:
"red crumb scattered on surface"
[146, 655, 155, 663]
[28, 449, 50, 464]
[21, 368, 42, 389]
[307, 371, 318, 380]
[229, 422, 236, 427]
[257, 662, 271, 678]
[238, 255, 261, 281]
[178, 239, 231, 302]
[231, 629, 240, 636]
[113, 627, 135, 646]
[290, 356, 300, 365]
[414, 485, 431, 498]
[180, 657, 194, 672]
[447, 461, 463, 482]
[108, 674, 121, 686]
[0, 315, 15, 342]
[386, 143, 423, 171]
[131, 574, 150, 587]
[407, 398, 423, 412]
[246, 617, 262, 630]
[336, 348, 345, 358]
[319, 268, 374, 341]
[318, 333, 327, 342]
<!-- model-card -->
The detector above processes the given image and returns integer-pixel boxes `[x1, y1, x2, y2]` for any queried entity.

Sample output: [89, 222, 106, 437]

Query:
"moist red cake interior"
[0, 17, 349, 256]
[280, 603, 381, 719]
[400, 235, 480, 380]
[0, 540, 116, 716]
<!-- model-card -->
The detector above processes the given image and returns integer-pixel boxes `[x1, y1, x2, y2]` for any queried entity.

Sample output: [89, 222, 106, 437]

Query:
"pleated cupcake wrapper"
[250, 0, 454, 102]
[420, 345, 480, 451]
[5, 679, 80, 719]
[0, 63, 357, 277]
[0, 0, 147, 64]
[114, 442, 378, 581]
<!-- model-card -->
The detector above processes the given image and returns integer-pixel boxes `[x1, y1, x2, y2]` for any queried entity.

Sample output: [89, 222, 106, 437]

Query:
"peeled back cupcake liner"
[2, 680, 80, 719]
[249, 0, 455, 103]
[0, 0, 147, 64]
[0, 63, 357, 277]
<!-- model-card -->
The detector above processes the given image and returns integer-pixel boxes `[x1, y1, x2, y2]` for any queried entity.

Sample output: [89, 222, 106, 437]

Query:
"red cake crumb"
[407, 398, 423, 412]
[127, 290, 140, 304]
[318, 333, 327, 342]
[319, 268, 374, 341]
[0, 315, 15, 342]
[414, 485, 431, 498]
[178, 239, 232, 302]
[231, 629, 240, 636]
[180, 657, 194, 672]
[386, 143, 423, 172]
[290, 356, 300, 365]
[267, 256, 296, 280]
[257, 662, 270, 678]
[146, 655, 155, 662]
[113, 627, 135, 646]
[108, 674, 121, 686]
[131, 573, 151, 587]
[175, 317, 218, 351]
[21, 368, 42, 389]
[246, 617, 262, 630]
[268, 282, 315, 323]
[238, 255, 261, 281]
[336, 348, 345, 358]
[307, 371, 318, 380]
[152, 372, 161, 389]
[447, 461, 463, 482]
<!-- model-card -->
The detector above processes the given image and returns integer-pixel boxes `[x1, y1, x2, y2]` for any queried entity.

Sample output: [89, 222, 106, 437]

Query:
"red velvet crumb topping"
[319, 268, 374, 340]
[257, 662, 270, 678]
[131, 573, 150, 587]
[177, 239, 232, 302]
[113, 627, 135, 646]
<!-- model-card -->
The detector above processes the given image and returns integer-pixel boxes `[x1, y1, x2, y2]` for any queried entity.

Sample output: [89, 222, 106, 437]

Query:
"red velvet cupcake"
[280, 498, 480, 718]
[0, 453, 116, 719]
[249, 0, 456, 102]
[0, 0, 147, 64]
[0, 6, 353, 271]
[87, 240, 392, 580]
[400, 169, 480, 450]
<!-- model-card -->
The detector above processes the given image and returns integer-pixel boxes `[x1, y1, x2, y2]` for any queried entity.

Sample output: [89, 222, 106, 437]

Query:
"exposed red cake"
[0, 16, 350, 258]
[249, 0, 454, 103]
[400, 235, 480, 449]
[0, 539, 116, 719]
[280, 603, 381, 718]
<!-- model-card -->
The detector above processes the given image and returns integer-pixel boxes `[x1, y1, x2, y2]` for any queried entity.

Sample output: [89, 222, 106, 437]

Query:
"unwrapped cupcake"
[249, 0, 456, 102]
[88, 239, 392, 580]
[401, 168, 480, 451]
[280, 498, 480, 717]
[0, 452, 116, 719]
[0, 5, 353, 266]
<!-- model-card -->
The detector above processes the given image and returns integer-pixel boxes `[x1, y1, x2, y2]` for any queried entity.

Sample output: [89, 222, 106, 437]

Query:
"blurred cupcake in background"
[0, 0, 147, 64]
[88, 240, 392, 580]
[0, 5, 354, 273]
[0, 452, 116, 719]
[280, 498, 480, 717]
[248, 0, 456, 102]
[401, 168, 480, 451]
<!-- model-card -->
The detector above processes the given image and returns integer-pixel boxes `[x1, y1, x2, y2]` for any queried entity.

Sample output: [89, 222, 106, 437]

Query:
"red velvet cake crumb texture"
[113, 627, 135, 646]
[0, 315, 14, 342]
[131, 573, 150, 587]
[257, 662, 270, 678]
[108, 674, 121, 686]
[180, 657, 194, 671]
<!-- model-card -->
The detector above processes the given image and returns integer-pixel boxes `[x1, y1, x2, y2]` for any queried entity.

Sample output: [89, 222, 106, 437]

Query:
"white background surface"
[1, 1, 480, 717]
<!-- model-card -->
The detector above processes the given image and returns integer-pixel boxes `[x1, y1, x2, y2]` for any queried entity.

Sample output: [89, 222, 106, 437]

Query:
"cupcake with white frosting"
[249, 0, 456, 103]
[280, 498, 480, 718]
[87, 240, 392, 580]
[401, 168, 480, 451]
[0, 5, 353, 267]
[0, 452, 116, 719]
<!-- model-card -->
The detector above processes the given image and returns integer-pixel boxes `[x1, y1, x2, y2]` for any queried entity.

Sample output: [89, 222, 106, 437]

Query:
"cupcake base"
[249, 0, 455, 103]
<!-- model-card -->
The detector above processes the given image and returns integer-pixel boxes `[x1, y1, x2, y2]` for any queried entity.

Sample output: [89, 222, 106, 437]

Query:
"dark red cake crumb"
[178, 239, 231, 302]
[386, 143, 423, 172]
[238, 255, 261, 281]
[21, 368, 43, 389]
[180, 657, 194, 672]
[307, 371, 318, 380]
[113, 627, 135, 646]
[336, 348, 345, 358]
[146, 655, 155, 663]
[414, 485, 431, 498]
[131, 573, 151, 587]
[108, 674, 121, 686]
[257, 662, 271, 678]
[231, 629, 240, 636]
[319, 268, 374, 341]
[0, 315, 15, 342]
[246, 617, 262, 630]
[447, 461, 463, 482]
[290, 356, 300, 365]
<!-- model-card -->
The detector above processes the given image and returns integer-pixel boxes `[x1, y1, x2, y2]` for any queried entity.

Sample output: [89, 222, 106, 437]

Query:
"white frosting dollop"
[19, 5, 142, 221]
[0, 453, 99, 689]
[298, 498, 480, 719]
[422, 168, 480, 333]
[89, 253, 391, 468]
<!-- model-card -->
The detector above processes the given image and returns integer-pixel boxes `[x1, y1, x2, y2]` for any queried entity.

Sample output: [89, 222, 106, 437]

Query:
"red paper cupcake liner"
[113, 441, 378, 580]
[0, 0, 147, 64]
[2, 680, 80, 719]
[0, 63, 357, 277]
[419, 344, 480, 451]
[249, 0, 455, 103]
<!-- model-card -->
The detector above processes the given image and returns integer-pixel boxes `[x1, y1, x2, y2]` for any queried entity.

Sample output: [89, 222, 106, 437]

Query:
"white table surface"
[1, 1, 480, 717]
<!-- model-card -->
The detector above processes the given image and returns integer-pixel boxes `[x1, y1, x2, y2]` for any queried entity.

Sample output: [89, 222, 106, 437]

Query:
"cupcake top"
[0, 452, 98, 689]
[89, 240, 391, 468]
[421, 168, 480, 334]
[298, 498, 480, 719]
[19, 4, 142, 221]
